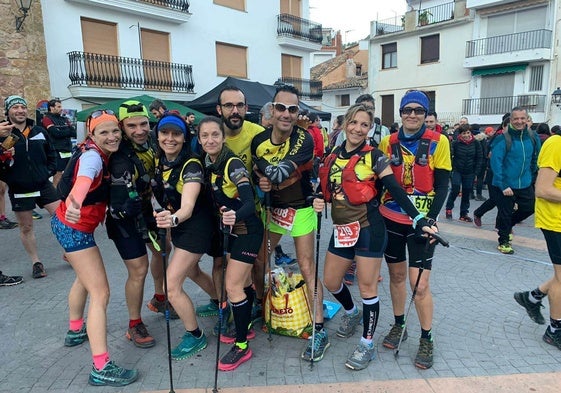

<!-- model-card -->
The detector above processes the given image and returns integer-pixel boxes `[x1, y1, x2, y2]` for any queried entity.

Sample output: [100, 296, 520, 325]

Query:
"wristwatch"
[170, 215, 179, 227]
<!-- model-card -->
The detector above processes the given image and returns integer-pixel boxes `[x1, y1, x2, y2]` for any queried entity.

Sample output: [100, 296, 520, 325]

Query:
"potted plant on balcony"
[418, 10, 432, 26]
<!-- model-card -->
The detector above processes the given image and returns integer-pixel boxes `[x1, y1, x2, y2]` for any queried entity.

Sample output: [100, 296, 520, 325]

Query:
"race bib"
[59, 152, 72, 159]
[271, 207, 296, 230]
[407, 195, 433, 214]
[333, 221, 360, 248]
[14, 191, 40, 198]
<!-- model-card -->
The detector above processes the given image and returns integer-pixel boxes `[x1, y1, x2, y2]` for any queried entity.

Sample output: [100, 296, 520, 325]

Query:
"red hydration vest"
[318, 145, 378, 205]
[387, 129, 440, 194]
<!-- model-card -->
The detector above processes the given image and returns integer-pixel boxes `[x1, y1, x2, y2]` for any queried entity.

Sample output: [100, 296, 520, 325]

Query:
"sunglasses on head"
[401, 107, 427, 115]
[90, 109, 115, 119]
[120, 103, 145, 113]
[272, 102, 299, 114]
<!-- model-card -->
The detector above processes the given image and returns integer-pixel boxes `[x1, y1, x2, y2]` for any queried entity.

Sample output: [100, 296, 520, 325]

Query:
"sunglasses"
[220, 102, 246, 110]
[401, 107, 427, 116]
[272, 102, 299, 114]
[119, 103, 145, 113]
[90, 109, 115, 119]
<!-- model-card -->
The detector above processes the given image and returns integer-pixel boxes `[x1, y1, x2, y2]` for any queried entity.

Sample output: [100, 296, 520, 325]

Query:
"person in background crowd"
[314, 103, 436, 370]
[536, 123, 550, 143]
[328, 114, 344, 151]
[52, 109, 138, 387]
[514, 133, 561, 350]
[149, 99, 167, 120]
[551, 125, 561, 136]
[389, 122, 400, 134]
[0, 180, 17, 229]
[184, 111, 197, 137]
[445, 123, 483, 222]
[489, 107, 540, 254]
[41, 98, 77, 187]
[425, 111, 443, 133]
[259, 102, 273, 128]
[0, 95, 60, 279]
[378, 90, 452, 370]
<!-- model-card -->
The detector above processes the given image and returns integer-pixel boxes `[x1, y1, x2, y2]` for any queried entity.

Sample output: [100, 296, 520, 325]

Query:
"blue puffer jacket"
[490, 126, 540, 191]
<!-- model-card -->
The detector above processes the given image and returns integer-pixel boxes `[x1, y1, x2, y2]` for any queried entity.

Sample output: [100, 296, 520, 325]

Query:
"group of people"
[2, 85, 561, 388]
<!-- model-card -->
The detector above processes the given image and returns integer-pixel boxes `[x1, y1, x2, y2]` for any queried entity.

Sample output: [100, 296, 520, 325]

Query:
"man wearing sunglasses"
[378, 90, 451, 369]
[0, 95, 60, 279]
[104, 100, 171, 349]
[251, 85, 330, 362]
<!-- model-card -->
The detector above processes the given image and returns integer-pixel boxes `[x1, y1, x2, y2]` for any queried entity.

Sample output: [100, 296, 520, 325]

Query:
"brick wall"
[0, 0, 50, 119]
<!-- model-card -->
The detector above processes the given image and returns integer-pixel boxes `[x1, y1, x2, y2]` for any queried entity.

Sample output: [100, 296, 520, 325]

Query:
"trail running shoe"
[32, 262, 47, 279]
[274, 251, 297, 266]
[88, 361, 138, 387]
[32, 210, 42, 220]
[64, 325, 88, 347]
[415, 338, 434, 369]
[220, 327, 256, 344]
[473, 214, 482, 227]
[345, 342, 376, 370]
[336, 308, 362, 338]
[0, 271, 23, 286]
[514, 291, 545, 325]
[382, 324, 407, 349]
[543, 327, 561, 350]
[196, 300, 219, 317]
[147, 295, 179, 319]
[0, 217, 17, 229]
[498, 243, 514, 254]
[445, 209, 452, 219]
[218, 344, 253, 371]
[301, 330, 330, 362]
[171, 331, 208, 360]
[126, 322, 155, 348]
[459, 215, 473, 223]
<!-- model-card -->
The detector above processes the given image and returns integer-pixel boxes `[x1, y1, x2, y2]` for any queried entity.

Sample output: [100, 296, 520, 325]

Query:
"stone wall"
[0, 0, 50, 120]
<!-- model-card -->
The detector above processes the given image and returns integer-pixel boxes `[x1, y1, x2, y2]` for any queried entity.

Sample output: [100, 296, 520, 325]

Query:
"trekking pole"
[159, 227, 175, 393]
[213, 219, 230, 393]
[309, 209, 322, 369]
[264, 192, 274, 344]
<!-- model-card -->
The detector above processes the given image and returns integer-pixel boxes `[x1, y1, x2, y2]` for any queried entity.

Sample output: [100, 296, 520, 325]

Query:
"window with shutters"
[420, 34, 439, 64]
[382, 43, 397, 69]
[216, 42, 247, 78]
[529, 65, 544, 92]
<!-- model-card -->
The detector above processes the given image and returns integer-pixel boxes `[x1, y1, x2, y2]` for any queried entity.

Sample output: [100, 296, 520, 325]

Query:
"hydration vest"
[387, 129, 440, 194]
[318, 144, 377, 205]
[57, 140, 110, 205]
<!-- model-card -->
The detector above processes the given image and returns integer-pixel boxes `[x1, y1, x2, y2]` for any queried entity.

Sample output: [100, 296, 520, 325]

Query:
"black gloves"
[117, 196, 142, 219]
[414, 217, 437, 243]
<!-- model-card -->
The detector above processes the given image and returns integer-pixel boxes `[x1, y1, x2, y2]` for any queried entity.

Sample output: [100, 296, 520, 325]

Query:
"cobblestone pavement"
[1, 195, 560, 393]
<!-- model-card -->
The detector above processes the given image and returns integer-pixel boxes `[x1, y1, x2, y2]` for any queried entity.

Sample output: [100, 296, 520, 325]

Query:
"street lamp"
[15, 0, 34, 32]
[552, 87, 561, 108]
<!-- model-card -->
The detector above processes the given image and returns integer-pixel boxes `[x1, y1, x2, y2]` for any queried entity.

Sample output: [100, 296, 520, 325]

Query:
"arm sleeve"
[427, 168, 450, 219]
[234, 181, 256, 222]
[381, 174, 421, 220]
[67, 176, 92, 207]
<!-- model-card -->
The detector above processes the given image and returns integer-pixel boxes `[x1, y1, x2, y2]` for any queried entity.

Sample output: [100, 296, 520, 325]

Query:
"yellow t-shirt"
[225, 121, 264, 173]
[535, 135, 561, 232]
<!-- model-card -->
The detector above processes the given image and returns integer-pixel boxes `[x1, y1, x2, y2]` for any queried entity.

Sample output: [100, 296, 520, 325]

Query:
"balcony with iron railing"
[277, 77, 322, 100]
[462, 95, 546, 116]
[68, 51, 194, 93]
[373, 16, 405, 37]
[277, 14, 323, 51]
[67, 0, 190, 23]
[417, 2, 454, 26]
[464, 30, 552, 68]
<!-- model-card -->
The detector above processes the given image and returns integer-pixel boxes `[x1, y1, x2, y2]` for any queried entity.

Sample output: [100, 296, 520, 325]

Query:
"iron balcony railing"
[138, 0, 190, 12]
[374, 16, 405, 36]
[277, 77, 322, 100]
[277, 14, 322, 44]
[465, 29, 552, 58]
[462, 95, 546, 116]
[68, 51, 194, 92]
[417, 1, 454, 26]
